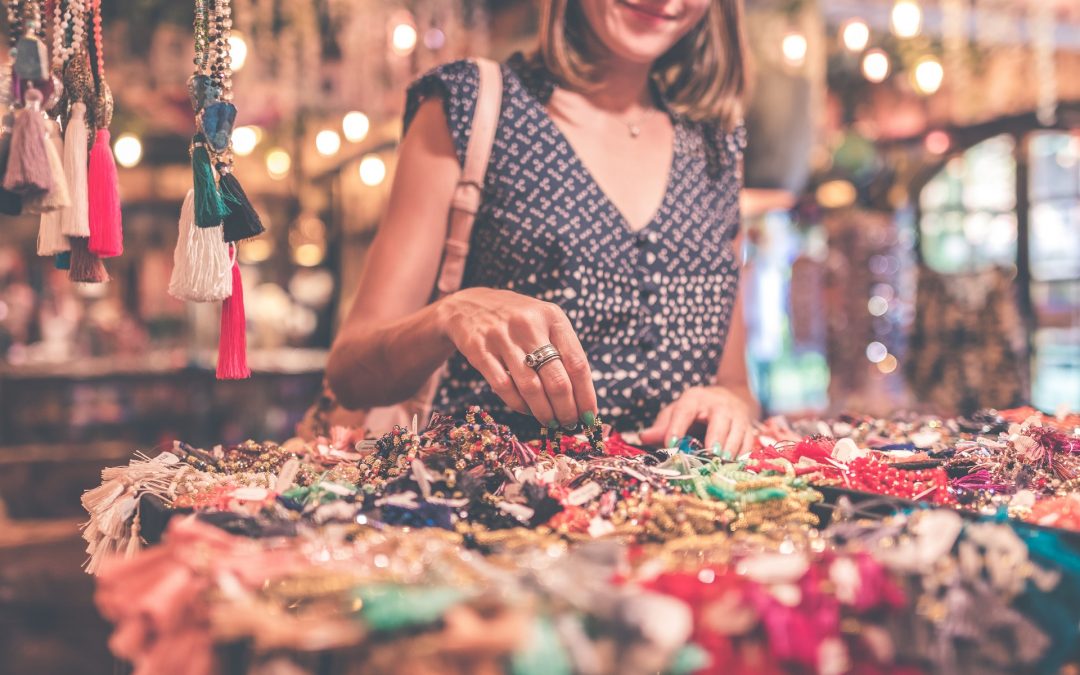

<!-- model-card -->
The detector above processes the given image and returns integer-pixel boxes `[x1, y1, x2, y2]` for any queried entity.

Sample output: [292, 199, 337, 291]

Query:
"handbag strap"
[436, 57, 502, 297]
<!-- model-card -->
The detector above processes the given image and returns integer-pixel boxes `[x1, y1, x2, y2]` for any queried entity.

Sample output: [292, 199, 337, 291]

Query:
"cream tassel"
[35, 123, 72, 254]
[60, 102, 90, 237]
[169, 189, 233, 302]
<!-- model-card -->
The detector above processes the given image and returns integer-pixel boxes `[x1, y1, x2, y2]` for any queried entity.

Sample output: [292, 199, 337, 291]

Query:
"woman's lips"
[617, 0, 677, 22]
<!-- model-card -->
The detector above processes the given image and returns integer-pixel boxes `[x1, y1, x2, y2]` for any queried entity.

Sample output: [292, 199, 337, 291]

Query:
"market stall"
[82, 406, 1080, 675]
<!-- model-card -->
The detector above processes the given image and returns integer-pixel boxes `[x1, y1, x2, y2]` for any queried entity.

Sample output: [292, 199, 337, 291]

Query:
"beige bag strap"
[436, 57, 502, 297]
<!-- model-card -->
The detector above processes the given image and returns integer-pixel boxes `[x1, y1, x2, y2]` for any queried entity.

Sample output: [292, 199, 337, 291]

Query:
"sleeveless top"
[402, 54, 746, 436]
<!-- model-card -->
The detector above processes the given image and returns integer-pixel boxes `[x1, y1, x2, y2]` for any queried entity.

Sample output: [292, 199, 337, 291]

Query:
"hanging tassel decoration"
[61, 102, 91, 237]
[55, 251, 71, 270]
[3, 89, 53, 196]
[87, 128, 123, 257]
[218, 168, 265, 242]
[69, 236, 110, 283]
[0, 113, 23, 216]
[168, 189, 232, 302]
[191, 135, 229, 228]
[27, 120, 72, 217]
[217, 254, 250, 380]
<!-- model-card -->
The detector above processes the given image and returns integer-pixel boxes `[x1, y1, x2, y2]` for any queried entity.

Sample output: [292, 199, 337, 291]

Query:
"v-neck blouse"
[402, 56, 746, 435]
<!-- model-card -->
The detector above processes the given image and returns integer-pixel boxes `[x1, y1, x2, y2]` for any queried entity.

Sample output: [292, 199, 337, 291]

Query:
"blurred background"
[0, 0, 1078, 672]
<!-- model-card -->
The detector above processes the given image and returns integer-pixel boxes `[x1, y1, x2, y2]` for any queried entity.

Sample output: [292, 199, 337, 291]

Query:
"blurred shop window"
[919, 135, 1017, 274]
[1028, 132, 1080, 411]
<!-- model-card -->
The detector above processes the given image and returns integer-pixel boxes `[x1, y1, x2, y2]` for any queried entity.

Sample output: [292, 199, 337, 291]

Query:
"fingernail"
[547, 420, 560, 431]
[722, 448, 733, 461]
[710, 442, 723, 456]
[581, 411, 596, 428]
[667, 435, 679, 448]
[562, 423, 579, 432]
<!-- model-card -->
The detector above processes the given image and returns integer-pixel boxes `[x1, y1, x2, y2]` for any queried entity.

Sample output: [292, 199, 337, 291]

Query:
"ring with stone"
[524, 344, 561, 372]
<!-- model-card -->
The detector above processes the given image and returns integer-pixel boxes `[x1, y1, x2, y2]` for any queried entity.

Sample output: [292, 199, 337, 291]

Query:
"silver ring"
[524, 344, 561, 372]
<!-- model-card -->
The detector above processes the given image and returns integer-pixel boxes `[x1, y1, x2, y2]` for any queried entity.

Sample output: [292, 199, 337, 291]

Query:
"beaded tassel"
[3, 90, 52, 195]
[168, 189, 232, 302]
[218, 169, 264, 241]
[61, 102, 91, 237]
[26, 120, 71, 216]
[216, 255, 250, 380]
[191, 135, 228, 228]
[69, 236, 110, 283]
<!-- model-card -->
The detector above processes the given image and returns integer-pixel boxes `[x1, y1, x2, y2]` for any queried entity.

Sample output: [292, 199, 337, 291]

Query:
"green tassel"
[191, 135, 229, 229]
[54, 251, 71, 270]
[355, 585, 470, 632]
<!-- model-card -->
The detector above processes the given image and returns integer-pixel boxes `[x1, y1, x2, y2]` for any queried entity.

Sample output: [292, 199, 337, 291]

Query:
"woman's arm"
[327, 98, 598, 428]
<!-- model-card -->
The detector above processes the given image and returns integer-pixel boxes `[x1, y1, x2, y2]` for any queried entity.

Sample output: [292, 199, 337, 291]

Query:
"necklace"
[625, 107, 654, 139]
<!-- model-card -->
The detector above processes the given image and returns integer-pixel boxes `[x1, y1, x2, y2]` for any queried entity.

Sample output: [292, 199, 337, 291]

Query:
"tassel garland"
[69, 236, 110, 283]
[28, 120, 72, 219]
[217, 257, 250, 380]
[61, 102, 91, 237]
[168, 189, 233, 302]
[219, 169, 265, 242]
[3, 90, 53, 196]
[87, 128, 123, 257]
[191, 136, 229, 228]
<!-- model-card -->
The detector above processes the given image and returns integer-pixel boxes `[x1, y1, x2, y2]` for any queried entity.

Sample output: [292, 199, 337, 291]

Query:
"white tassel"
[27, 119, 71, 217]
[60, 102, 90, 237]
[168, 189, 233, 302]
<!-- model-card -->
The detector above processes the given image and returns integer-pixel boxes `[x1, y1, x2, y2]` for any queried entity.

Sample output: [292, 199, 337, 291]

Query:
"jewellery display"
[82, 405, 1080, 675]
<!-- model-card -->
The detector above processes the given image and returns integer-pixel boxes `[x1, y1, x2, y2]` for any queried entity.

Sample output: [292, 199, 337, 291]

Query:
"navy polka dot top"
[402, 54, 746, 435]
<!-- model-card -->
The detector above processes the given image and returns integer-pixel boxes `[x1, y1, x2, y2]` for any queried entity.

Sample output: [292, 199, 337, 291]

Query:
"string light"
[862, 49, 891, 83]
[891, 1, 922, 39]
[925, 130, 951, 154]
[359, 154, 386, 186]
[266, 148, 291, 179]
[315, 129, 341, 156]
[868, 296, 890, 316]
[841, 19, 870, 52]
[781, 31, 808, 66]
[342, 111, 370, 142]
[389, 11, 418, 56]
[912, 56, 944, 95]
[228, 33, 248, 71]
[877, 354, 899, 374]
[866, 341, 889, 364]
[231, 126, 259, 156]
[113, 134, 142, 168]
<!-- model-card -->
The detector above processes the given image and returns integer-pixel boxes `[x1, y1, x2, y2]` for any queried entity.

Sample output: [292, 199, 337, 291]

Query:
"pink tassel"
[87, 129, 123, 258]
[216, 257, 250, 380]
[3, 89, 53, 196]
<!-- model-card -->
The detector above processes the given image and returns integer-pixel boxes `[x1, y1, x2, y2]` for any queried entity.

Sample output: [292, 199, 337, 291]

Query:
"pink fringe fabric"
[88, 129, 123, 258]
[216, 259, 250, 380]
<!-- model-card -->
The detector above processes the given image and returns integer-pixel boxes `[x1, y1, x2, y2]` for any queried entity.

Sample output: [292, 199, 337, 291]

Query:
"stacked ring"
[524, 344, 561, 372]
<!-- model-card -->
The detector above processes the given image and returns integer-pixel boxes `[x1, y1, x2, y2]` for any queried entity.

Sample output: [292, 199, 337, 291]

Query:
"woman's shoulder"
[403, 60, 483, 163]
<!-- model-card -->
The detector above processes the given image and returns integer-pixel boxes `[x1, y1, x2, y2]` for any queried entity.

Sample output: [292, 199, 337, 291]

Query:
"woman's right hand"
[436, 287, 598, 429]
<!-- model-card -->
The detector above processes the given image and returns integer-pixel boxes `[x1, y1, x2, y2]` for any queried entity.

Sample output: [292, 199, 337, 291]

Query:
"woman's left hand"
[638, 386, 758, 458]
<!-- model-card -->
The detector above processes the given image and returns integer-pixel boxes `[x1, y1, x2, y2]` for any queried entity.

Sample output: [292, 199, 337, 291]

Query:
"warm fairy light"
[342, 111, 370, 143]
[113, 134, 142, 168]
[912, 57, 944, 95]
[891, 1, 922, 39]
[315, 129, 341, 156]
[841, 19, 870, 52]
[228, 33, 248, 71]
[266, 148, 291, 179]
[877, 354, 899, 374]
[781, 31, 808, 66]
[391, 22, 418, 55]
[816, 179, 857, 209]
[423, 27, 446, 50]
[866, 341, 888, 363]
[231, 126, 259, 156]
[862, 49, 891, 83]
[239, 237, 274, 263]
[359, 154, 387, 186]
[293, 243, 325, 267]
[925, 130, 951, 155]
[868, 296, 890, 316]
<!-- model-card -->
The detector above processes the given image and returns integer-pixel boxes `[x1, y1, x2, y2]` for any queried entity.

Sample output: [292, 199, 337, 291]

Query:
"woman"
[328, 0, 758, 456]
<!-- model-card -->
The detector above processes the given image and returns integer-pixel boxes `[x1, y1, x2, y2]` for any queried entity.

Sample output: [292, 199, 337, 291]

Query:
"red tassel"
[217, 258, 250, 380]
[87, 129, 123, 258]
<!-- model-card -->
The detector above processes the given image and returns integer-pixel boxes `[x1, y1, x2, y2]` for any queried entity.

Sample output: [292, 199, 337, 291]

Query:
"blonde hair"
[536, 0, 750, 129]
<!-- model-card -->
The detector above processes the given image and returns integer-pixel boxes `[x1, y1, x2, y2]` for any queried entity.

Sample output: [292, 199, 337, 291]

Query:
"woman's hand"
[639, 386, 758, 458]
[436, 287, 598, 428]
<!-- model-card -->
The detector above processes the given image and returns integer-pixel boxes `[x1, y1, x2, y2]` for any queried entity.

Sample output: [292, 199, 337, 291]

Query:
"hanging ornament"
[85, 0, 122, 258]
[178, 0, 254, 379]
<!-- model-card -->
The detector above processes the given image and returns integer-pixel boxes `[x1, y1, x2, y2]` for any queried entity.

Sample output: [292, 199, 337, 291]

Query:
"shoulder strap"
[435, 57, 502, 296]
